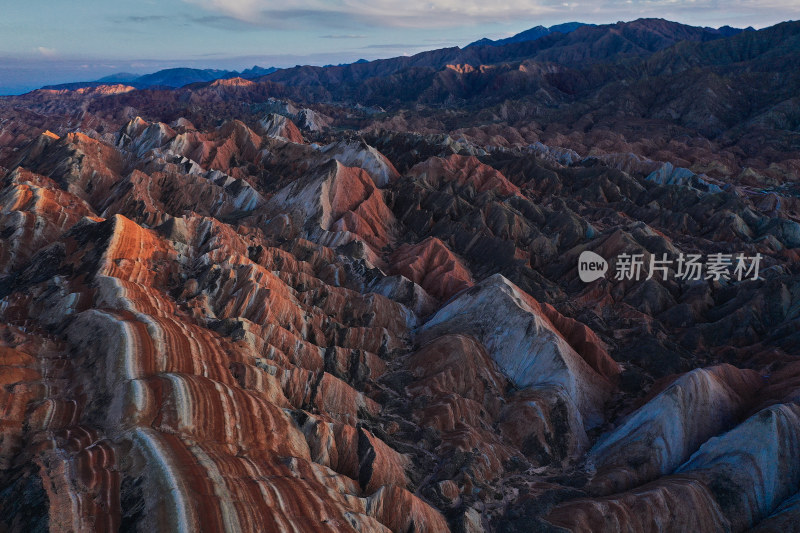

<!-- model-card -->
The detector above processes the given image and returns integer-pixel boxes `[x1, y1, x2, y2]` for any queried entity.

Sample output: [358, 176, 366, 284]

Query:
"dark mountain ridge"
[465, 22, 595, 48]
[42, 65, 279, 91]
[256, 18, 761, 102]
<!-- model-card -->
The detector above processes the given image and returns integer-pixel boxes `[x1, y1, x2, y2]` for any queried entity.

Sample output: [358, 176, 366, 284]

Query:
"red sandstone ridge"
[265, 160, 396, 256]
[0, 204, 442, 532]
[13, 130, 125, 206]
[0, 168, 96, 274]
[407, 154, 521, 196]
[445, 64, 478, 74]
[321, 140, 400, 187]
[258, 113, 305, 144]
[419, 274, 620, 432]
[536, 299, 620, 382]
[118, 117, 177, 156]
[210, 77, 255, 87]
[547, 400, 800, 532]
[167, 120, 263, 175]
[34, 84, 136, 96]
[403, 334, 520, 481]
[390, 237, 472, 300]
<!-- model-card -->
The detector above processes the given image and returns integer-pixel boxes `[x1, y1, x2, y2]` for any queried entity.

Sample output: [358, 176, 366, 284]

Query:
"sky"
[1, 0, 798, 94]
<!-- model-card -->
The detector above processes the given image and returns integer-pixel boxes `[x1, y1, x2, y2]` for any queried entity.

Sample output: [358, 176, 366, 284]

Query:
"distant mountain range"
[248, 18, 767, 112]
[462, 21, 750, 48]
[38, 20, 755, 93]
[17, 17, 794, 172]
[465, 22, 595, 47]
[42, 65, 279, 91]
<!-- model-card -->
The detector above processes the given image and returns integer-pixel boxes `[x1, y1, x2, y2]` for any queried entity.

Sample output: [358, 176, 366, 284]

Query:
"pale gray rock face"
[674, 401, 800, 531]
[547, 400, 800, 533]
[646, 162, 723, 193]
[295, 108, 332, 132]
[420, 274, 616, 431]
[320, 140, 400, 188]
[587, 364, 761, 494]
[528, 141, 580, 166]
[368, 274, 438, 318]
[263, 159, 396, 266]
[117, 117, 178, 157]
[259, 98, 331, 132]
[258, 113, 302, 143]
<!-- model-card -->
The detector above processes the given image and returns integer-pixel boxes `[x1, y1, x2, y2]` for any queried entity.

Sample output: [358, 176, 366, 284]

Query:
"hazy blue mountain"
[466, 22, 593, 47]
[43, 66, 279, 91]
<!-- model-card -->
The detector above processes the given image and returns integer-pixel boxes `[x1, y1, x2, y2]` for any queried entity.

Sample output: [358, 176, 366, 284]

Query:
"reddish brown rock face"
[259, 113, 305, 144]
[263, 160, 397, 265]
[407, 154, 521, 197]
[390, 237, 472, 301]
[2, 22, 800, 530]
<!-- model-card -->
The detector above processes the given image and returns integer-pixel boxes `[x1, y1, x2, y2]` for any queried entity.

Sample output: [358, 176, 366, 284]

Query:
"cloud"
[181, 0, 800, 29]
[187, 14, 264, 30]
[36, 46, 58, 58]
[321, 34, 367, 39]
[122, 15, 171, 23]
[362, 43, 431, 49]
[182, 0, 561, 28]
